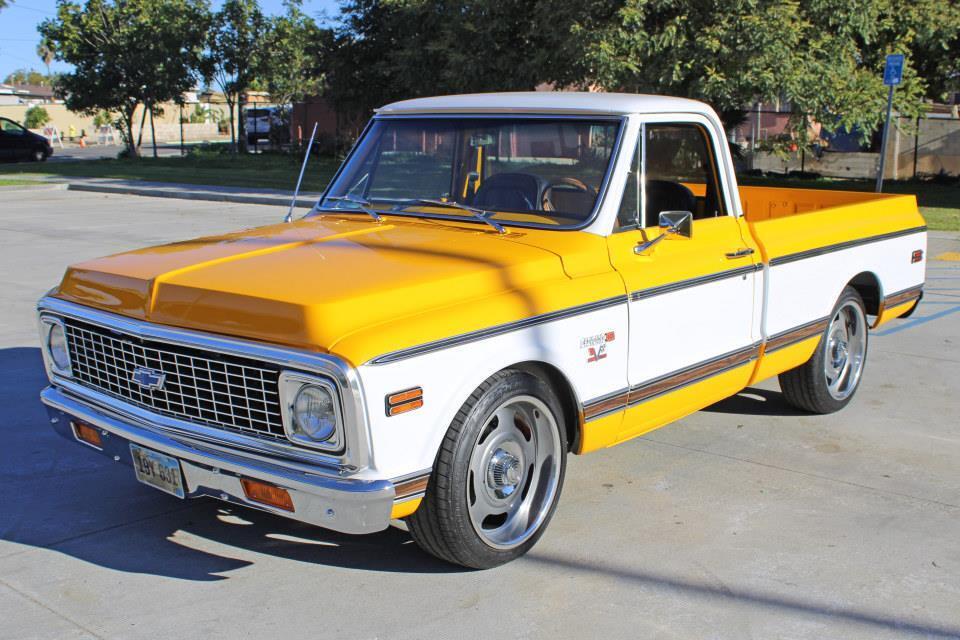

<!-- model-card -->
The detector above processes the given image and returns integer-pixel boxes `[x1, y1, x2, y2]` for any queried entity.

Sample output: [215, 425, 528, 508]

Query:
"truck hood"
[54, 215, 587, 363]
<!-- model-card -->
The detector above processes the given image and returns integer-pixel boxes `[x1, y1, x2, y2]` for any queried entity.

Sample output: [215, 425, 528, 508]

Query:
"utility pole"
[876, 54, 904, 192]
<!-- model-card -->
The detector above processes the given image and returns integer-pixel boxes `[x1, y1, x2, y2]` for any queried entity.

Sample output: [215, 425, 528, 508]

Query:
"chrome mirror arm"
[634, 227, 675, 254]
[633, 210, 693, 255]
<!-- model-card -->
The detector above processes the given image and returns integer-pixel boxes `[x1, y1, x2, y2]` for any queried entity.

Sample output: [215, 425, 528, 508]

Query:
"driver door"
[607, 119, 760, 441]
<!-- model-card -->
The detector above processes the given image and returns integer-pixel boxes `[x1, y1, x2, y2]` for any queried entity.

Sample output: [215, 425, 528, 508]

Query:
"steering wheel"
[541, 177, 595, 212]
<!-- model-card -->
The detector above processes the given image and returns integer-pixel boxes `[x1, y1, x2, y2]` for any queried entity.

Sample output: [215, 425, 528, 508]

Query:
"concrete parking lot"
[1, 188, 958, 639]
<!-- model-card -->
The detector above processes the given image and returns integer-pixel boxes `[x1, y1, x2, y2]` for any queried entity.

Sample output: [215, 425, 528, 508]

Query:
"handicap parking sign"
[884, 54, 904, 86]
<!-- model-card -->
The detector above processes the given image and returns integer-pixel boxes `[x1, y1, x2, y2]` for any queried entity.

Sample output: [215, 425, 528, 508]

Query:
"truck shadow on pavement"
[702, 387, 807, 417]
[0, 347, 458, 579]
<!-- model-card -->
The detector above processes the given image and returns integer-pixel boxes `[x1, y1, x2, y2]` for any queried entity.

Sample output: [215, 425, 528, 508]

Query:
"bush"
[185, 142, 233, 158]
[92, 110, 113, 128]
[24, 106, 51, 129]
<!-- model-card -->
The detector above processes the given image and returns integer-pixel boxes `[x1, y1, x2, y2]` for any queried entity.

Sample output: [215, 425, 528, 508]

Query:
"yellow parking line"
[934, 251, 960, 261]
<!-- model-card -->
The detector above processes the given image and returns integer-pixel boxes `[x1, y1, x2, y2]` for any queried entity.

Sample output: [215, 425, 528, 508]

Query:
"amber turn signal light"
[386, 387, 424, 416]
[72, 421, 102, 448]
[241, 478, 295, 512]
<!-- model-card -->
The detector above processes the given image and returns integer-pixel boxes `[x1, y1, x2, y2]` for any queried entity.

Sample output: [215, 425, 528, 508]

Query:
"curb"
[66, 182, 317, 209]
[0, 183, 70, 194]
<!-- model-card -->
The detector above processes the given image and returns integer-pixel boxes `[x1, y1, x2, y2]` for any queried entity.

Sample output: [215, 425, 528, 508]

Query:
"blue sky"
[0, 0, 340, 82]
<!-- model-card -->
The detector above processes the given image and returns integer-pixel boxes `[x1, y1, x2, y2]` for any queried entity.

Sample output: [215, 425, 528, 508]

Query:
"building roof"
[9, 84, 55, 99]
[376, 91, 714, 116]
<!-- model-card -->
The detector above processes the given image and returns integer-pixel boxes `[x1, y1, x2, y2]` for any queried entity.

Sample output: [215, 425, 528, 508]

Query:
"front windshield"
[320, 116, 622, 229]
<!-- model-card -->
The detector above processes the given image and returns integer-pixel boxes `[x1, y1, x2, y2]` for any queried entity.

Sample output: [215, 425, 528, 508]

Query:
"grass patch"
[0, 153, 341, 193]
[0, 178, 47, 186]
[919, 207, 960, 232]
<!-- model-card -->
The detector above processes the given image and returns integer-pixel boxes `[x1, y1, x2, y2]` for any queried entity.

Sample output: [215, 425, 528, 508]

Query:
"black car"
[0, 117, 54, 162]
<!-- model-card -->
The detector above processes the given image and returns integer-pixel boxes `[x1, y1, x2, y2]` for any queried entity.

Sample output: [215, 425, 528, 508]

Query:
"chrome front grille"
[63, 318, 286, 441]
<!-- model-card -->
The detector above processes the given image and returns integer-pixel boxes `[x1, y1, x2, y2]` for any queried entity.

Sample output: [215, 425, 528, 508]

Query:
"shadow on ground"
[702, 386, 806, 417]
[0, 347, 457, 579]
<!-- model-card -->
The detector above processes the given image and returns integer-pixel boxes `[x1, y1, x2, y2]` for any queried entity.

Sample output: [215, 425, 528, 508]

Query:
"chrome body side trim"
[883, 284, 924, 309]
[42, 386, 395, 534]
[768, 226, 927, 267]
[37, 296, 373, 472]
[626, 342, 760, 407]
[368, 294, 629, 365]
[764, 316, 830, 354]
[872, 284, 924, 328]
[630, 264, 761, 301]
[582, 343, 760, 420]
[582, 387, 630, 421]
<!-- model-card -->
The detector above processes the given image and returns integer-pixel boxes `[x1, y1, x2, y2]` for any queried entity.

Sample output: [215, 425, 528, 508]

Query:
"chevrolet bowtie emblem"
[131, 367, 166, 391]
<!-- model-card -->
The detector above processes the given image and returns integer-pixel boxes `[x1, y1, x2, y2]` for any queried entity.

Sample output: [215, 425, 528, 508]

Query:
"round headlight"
[47, 322, 71, 372]
[291, 384, 338, 443]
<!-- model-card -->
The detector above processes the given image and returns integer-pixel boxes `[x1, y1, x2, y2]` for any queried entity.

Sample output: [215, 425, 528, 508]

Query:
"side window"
[615, 139, 641, 230]
[615, 122, 726, 232]
[645, 124, 724, 226]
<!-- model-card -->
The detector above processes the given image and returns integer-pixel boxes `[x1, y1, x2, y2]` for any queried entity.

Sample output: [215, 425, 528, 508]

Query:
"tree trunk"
[226, 96, 237, 154]
[123, 106, 138, 158]
[237, 89, 247, 154]
[136, 104, 149, 151]
[149, 103, 158, 159]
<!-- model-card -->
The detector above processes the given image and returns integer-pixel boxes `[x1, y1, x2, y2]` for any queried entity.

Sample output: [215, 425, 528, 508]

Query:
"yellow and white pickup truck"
[37, 93, 926, 568]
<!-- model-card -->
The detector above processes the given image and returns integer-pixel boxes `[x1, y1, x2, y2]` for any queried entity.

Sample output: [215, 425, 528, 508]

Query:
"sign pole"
[875, 84, 895, 192]
[876, 53, 904, 193]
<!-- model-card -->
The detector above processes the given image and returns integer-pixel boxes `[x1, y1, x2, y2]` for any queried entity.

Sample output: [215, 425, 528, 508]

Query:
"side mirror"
[658, 210, 693, 239]
[634, 210, 693, 254]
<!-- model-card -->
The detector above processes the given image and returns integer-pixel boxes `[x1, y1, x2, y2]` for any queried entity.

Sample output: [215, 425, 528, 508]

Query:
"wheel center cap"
[487, 449, 522, 498]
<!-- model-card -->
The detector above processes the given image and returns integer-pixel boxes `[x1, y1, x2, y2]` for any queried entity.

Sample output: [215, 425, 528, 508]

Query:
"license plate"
[130, 444, 185, 499]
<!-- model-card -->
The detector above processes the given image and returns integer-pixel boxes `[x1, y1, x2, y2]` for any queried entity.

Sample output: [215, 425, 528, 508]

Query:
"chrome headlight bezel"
[38, 314, 72, 379]
[279, 371, 345, 453]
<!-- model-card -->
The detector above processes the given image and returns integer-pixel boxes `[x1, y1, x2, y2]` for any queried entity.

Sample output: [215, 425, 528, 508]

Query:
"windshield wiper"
[323, 195, 384, 223]
[403, 199, 506, 234]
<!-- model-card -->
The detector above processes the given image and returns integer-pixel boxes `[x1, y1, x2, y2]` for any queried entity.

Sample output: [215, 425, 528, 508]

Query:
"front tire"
[779, 286, 869, 414]
[31, 148, 47, 162]
[408, 369, 567, 569]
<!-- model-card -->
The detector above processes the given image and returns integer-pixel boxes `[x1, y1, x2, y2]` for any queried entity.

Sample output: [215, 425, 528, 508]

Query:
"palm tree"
[37, 41, 54, 82]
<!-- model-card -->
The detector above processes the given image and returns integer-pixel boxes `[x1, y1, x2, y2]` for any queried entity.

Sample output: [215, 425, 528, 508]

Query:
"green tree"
[3, 68, 50, 85]
[326, 0, 960, 146]
[39, 0, 210, 158]
[561, 0, 958, 143]
[325, 0, 562, 130]
[23, 105, 50, 129]
[261, 0, 324, 107]
[206, 0, 267, 153]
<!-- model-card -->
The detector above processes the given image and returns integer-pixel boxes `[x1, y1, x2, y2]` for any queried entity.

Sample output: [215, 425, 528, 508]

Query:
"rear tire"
[779, 286, 868, 414]
[408, 369, 567, 569]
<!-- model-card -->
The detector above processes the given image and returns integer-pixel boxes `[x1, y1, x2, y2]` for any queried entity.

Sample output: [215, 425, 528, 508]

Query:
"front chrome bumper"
[42, 385, 396, 534]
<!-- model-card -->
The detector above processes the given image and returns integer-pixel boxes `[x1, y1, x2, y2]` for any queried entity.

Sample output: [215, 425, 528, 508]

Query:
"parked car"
[37, 93, 926, 568]
[244, 106, 288, 146]
[0, 116, 53, 162]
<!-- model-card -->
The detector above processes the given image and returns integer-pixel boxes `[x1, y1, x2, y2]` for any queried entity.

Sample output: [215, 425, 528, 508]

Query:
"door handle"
[725, 248, 755, 259]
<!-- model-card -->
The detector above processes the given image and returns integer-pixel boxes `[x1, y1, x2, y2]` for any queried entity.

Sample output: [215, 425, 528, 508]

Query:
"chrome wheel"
[466, 395, 562, 550]
[823, 300, 867, 400]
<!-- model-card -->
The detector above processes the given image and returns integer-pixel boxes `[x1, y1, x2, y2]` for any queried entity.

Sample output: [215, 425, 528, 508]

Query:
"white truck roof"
[376, 92, 715, 117]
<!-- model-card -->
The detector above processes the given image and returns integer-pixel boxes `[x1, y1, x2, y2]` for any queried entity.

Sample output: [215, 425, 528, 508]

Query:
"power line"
[4, 3, 55, 15]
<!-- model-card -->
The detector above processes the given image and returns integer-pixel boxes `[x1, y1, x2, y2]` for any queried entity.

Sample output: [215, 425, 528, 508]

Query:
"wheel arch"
[511, 360, 583, 453]
[847, 271, 883, 316]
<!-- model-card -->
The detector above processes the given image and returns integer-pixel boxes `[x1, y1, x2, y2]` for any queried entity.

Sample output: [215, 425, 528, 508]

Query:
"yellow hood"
[55, 214, 618, 365]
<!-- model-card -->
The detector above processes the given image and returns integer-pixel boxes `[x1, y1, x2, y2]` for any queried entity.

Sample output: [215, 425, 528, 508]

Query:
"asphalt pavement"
[1, 190, 958, 639]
